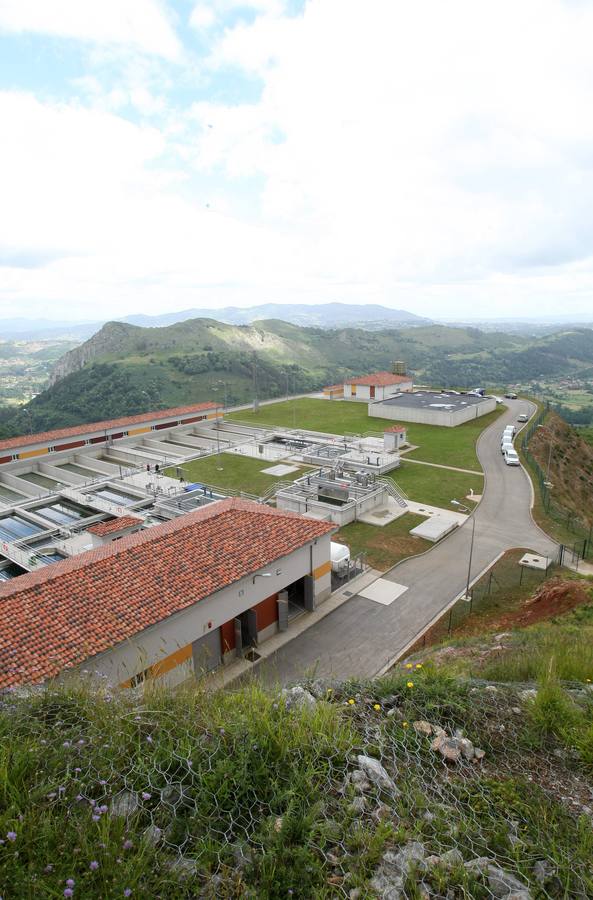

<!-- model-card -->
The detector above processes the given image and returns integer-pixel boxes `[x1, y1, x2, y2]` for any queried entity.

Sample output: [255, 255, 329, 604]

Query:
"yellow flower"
[402, 721, 409, 728]
[415, 663, 423, 669]
[347, 698, 355, 705]
[405, 663, 413, 669]
[586, 678, 591, 683]
[326, 687, 333, 693]
[406, 681, 414, 688]
[373, 703, 381, 711]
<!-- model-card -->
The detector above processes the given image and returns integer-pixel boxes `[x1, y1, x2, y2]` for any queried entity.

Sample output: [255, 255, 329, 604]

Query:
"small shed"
[384, 425, 407, 451]
[323, 384, 344, 400]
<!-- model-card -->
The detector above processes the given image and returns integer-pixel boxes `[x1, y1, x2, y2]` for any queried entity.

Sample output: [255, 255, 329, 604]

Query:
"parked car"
[504, 391, 518, 399]
[501, 440, 514, 454]
[504, 448, 520, 466]
[517, 413, 529, 422]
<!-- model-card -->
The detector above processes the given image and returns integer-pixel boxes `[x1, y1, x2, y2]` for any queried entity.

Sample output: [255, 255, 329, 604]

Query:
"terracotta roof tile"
[384, 425, 407, 433]
[0, 401, 219, 452]
[0, 499, 334, 689]
[345, 372, 412, 387]
[87, 516, 144, 536]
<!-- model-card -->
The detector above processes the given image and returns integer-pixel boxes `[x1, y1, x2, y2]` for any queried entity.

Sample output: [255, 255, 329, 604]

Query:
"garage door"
[192, 628, 221, 676]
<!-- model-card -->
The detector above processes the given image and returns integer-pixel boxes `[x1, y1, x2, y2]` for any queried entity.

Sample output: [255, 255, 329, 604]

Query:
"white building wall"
[70, 535, 332, 689]
[368, 397, 496, 427]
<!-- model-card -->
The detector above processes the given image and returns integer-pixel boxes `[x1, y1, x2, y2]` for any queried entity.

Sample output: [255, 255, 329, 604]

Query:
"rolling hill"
[1, 319, 593, 438]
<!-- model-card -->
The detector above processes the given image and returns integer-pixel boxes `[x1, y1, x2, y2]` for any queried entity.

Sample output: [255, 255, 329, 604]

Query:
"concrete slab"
[261, 463, 300, 476]
[409, 516, 459, 542]
[406, 500, 468, 524]
[359, 579, 408, 606]
[519, 552, 550, 570]
[357, 496, 409, 526]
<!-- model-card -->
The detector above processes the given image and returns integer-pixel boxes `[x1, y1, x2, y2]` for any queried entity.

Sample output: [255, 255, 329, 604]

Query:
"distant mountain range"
[0, 303, 430, 340]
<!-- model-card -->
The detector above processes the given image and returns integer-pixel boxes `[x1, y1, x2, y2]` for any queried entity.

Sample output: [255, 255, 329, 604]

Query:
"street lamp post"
[451, 499, 475, 606]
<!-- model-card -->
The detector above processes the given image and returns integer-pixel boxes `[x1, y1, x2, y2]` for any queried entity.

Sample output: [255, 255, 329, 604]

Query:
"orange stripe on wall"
[18, 447, 49, 460]
[119, 643, 192, 687]
[127, 426, 151, 436]
[313, 560, 331, 580]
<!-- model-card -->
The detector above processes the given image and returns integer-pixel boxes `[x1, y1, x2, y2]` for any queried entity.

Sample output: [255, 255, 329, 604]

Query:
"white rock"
[356, 755, 398, 793]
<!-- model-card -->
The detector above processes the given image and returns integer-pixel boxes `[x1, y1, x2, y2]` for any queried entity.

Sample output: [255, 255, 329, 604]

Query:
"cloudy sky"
[1, 0, 593, 322]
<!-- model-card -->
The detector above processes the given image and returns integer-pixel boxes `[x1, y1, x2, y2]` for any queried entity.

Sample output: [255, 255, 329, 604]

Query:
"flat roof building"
[0, 498, 334, 691]
[369, 391, 496, 427]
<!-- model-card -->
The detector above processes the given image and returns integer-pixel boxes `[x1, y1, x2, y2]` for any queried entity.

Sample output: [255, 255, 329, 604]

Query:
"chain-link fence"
[520, 404, 593, 560]
[411, 550, 558, 651]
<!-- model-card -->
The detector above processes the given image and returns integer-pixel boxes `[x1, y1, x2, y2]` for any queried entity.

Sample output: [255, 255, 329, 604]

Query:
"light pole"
[21, 407, 33, 435]
[211, 381, 227, 472]
[451, 499, 475, 604]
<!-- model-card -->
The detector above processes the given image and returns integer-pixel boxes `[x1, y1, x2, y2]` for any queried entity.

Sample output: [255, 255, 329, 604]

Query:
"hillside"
[2, 583, 593, 898]
[1, 320, 593, 438]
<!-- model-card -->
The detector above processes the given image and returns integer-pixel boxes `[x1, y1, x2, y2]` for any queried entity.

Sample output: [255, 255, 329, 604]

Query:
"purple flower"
[124, 890, 132, 897]
[66, 879, 75, 888]
[77, 739, 85, 746]
[122, 839, 133, 850]
[92, 815, 100, 822]
[146, 736, 153, 744]
[63, 741, 71, 748]
[99, 805, 108, 814]
[99, 780, 107, 786]
[64, 891, 73, 898]
[76, 795, 83, 802]
[47, 792, 57, 800]
[6, 832, 16, 842]
[74, 768, 81, 774]
[89, 861, 99, 871]
[141, 792, 151, 801]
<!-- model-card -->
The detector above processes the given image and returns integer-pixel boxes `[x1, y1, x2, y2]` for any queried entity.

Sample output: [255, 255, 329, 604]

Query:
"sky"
[2, 0, 593, 323]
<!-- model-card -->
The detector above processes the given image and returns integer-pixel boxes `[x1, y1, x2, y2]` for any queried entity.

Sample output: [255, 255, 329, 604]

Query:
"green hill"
[1, 319, 593, 438]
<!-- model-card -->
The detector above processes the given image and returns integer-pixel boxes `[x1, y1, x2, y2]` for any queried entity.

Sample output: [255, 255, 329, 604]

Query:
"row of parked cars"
[501, 423, 520, 466]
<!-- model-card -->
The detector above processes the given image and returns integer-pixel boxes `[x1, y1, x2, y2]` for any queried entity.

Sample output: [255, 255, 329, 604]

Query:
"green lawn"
[335, 512, 430, 571]
[164, 454, 304, 496]
[229, 398, 504, 469]
[390, 461, 483, 509]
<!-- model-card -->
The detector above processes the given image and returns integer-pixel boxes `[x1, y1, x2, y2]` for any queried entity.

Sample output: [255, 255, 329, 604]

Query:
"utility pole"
[253, 352, 258, 413]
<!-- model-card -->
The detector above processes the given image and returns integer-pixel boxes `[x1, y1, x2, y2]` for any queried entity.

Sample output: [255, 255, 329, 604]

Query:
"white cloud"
[4, 0, 593, 319]
[0, 0, 181, 59]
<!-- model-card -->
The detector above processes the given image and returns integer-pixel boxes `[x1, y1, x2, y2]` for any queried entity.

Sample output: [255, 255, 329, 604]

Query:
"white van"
[501, 441, 513, 455]
[504, 448, 520, 466]
[330, 541, 350, 575]
[504, 424, 516, 437]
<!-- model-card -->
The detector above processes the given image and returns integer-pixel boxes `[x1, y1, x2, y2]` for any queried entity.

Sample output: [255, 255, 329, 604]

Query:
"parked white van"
[504, 424, 516, 437]
[501, 441, 514, 455]
[504, 448, 520, 466]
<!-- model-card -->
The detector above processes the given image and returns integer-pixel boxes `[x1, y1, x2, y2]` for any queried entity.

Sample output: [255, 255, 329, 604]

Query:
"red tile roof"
[384, 425, 407, 433]
[87, 516, 144, 537]
[0, 499, 334, 689]
[345, 372, 412, 387]
[0, 401, 220, 452]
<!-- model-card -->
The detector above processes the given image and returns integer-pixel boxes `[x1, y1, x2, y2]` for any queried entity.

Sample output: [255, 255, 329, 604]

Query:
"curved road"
[254, 399, 558, 685]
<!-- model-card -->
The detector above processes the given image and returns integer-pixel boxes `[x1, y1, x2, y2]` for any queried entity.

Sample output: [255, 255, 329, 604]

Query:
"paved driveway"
[253, 399, 558, 686]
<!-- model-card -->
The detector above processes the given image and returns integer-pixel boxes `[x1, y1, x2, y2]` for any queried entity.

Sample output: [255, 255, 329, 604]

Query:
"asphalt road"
[253, 399, 558, 686]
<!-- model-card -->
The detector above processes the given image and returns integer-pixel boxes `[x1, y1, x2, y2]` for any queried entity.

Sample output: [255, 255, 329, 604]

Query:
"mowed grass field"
[229, 398, 504, 470]
[390, 461, 483, 509]
[165, 454, 305, 496]
[335, 513, 430, 571]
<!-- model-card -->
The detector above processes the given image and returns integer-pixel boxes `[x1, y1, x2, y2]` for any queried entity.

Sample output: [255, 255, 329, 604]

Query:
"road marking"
[359, 579, 408, 606]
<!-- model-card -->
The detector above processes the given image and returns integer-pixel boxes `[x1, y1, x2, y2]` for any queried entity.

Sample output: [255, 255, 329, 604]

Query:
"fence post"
[448, 607, 453, 635]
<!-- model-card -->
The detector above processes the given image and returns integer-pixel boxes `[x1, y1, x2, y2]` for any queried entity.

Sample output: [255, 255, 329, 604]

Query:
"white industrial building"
[369, 391, 496, 427]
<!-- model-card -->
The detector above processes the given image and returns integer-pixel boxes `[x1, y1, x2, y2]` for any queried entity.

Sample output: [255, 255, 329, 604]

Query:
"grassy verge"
[164, 454, 305, 496]
[335, 513, 429, 571]
[229, 399, 504, 470]
[389, 462, 483, 509]
[3, 674, 593, 897]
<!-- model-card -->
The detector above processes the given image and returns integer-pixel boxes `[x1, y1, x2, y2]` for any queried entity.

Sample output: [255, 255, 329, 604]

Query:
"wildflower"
[415, 663, 423, 669]
[74, 768, 81, 774]
[403, 722, 409, 728]
[44, 865, 53, 874]
[405, 663, 413, 669]
[89, 861, 99, 871]
[92, 815, 100, 822]
[64, 891, 73, 898]
[6, 832, 16, 842]
[123, 839, 133, 850]
[124, 890, 132, 897]
[77, 739, 85, 746]
[347, 698, 355, 705]
[63, 741, 71, 748]
[326, 687, 333, 693]
[587, 678, 591, 683]
[373, 704, 381, 711]
[146, 735, 153, 743]
[141, 792, 151, 801]
[406, 681, 414, 688]
[47, 792, 57, 800]
[66, 879, 75, 888]
[99, 805, 108, 814]
[99, 780, 107, 787]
